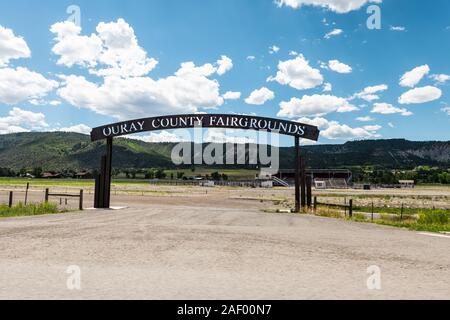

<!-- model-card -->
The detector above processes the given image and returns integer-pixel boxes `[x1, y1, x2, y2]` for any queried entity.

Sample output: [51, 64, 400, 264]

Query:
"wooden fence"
[45, 189, 84, 211]
[314, 196, 353, 217]
[3, 188, 84, 211]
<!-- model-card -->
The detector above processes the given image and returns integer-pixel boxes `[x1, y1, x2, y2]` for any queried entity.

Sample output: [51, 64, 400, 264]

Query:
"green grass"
[373, 221, 450, 233]
[0, 178, 156, 187]
[0, 202, 61, 218]
[0, 178, 95, 187]
[315, 205, 450, 233]
[361, 209, 450, 233]
[165, 168, 259, 180]
[353, 205, 448, 216]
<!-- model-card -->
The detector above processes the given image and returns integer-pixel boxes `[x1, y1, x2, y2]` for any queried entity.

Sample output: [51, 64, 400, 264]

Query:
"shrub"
[353, 214, 367, 221]
[418, 210, 449, 225]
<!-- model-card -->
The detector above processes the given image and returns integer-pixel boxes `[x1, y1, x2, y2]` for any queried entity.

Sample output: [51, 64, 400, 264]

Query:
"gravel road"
[0, 194, 449, 300]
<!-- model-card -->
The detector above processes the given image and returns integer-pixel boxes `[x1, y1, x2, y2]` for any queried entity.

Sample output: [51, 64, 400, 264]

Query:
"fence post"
[349, 199, 353, 218]
[24, 182, 30, 205]
[344, 197, 347, 217]
[313, 196, 317, 212]
[371, 202, 374, 221]
[79, 190, 84, 211]
[45, 189, 49, 203]
[401, 204, 404, 221]
[8, 191, 13, 208]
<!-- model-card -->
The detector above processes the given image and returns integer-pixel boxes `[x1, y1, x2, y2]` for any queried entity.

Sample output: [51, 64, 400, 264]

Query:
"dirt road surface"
[0, 193, 449, 300]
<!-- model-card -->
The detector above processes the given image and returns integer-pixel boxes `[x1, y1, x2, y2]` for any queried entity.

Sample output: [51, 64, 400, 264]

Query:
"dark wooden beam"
[301, 157, 307, 209]
[295, 136, 301, 213]
[104, 137, 113, 208]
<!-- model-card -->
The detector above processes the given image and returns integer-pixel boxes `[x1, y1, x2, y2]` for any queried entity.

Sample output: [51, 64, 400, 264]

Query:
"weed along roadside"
[0, 184, 85, 218]
[260, 194, 450, 234]
[311, 203, 450, 233]
[0, 202, 64, 218]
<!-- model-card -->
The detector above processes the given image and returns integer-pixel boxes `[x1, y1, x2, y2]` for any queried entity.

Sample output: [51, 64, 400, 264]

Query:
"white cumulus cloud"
[278, 94, 358, 118]
[398, 86, 442, 104]
[52, 19, 231, 119]
[267, 55, 323, 90]
[297, 116, 380, 140]
[58, 124, 92, 135]
[276, 0, 382, 14]
[245, 87, 275, 105]
[324, 28, 343, 39]
[323, 82, 333, 92]
[216, 55, 233, 76]
[131, 130, 184, 143]
[0, 25, 31, 66]
[269, 45, 280, 54]
[57, 60, 225, 119]
[0, 67, 59, 105]
[356, 116, 375, 122]
[51, 19, 158, 78]
[223, 91, 241, 100]
[0, 107, 48, 134]
[430, 74, 450, 84]
[371, 103, 413, 116]
[399, 65, 430, 88]
[328, 59, 352, 73]
[352, 84, 388, 102]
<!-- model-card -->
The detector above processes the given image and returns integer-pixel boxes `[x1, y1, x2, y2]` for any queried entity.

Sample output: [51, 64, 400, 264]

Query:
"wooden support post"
[94, 138, 113, 209]
[104, 137, 113, 208]
[99, 155, 106, 208]
[45, 188, 49, 203]
[349, 199, 353, 218]
[294, 136, 301, 213]
[313, 196, 317, 212]
[94, 174, 101, 209]
[79, 190, 84, 211]
[8, 191, 13, 208]
[300, 157, 307, 210]
[306, 175, 312, 208]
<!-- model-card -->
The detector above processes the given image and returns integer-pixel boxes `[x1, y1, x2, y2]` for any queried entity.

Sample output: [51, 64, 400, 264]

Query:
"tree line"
[352, 166, 450, 185]
[1, 166, 449, 185]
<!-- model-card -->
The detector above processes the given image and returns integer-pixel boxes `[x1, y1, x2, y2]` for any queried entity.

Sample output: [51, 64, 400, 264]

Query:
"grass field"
[353, 205, 446, 216]
[315, 204, 450, 233]
[0, 202, 62, 218]
[0, 178, 96, 187]
[0, 169, 260, 186]
[165, 168, 259, 179]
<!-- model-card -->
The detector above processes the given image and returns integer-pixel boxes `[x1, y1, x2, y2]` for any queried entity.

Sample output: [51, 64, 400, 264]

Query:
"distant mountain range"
[0, 132, 449, 171]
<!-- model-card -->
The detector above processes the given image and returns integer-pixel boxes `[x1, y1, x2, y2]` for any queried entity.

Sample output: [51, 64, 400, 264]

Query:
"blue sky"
[0, 0, 449, 146]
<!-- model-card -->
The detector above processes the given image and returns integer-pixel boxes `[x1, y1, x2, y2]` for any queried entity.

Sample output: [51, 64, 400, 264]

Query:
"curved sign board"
[90, 114, 320, 142]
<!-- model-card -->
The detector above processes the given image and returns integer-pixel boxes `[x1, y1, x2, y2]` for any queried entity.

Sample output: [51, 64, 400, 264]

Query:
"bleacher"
[314, 178, 348, 189]
[275, 169, 352, 189]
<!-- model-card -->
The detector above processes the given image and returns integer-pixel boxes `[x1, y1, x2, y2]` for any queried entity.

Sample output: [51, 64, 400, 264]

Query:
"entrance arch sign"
[90, 114, 320, 142]
[90, 114, 320, 212]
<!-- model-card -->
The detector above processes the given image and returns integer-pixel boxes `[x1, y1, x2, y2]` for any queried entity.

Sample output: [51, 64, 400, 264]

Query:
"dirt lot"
[0, 186, 449, 300]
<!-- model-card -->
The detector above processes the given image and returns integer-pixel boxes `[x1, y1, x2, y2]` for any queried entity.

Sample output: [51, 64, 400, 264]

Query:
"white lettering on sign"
[102, 121, 145, 137]
[98, 115, 311, 140]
